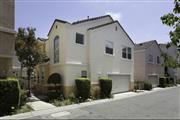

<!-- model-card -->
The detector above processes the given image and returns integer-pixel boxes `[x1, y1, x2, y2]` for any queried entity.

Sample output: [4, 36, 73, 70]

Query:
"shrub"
[169, 77, 174, 85]
[177, 79, 180, 84]
[166, 77, 170, 85]
[75, 78, 90, 101]
[99, 77, 112, 98]
[143, 81, 152, 90]
[134, 81, 144, 90]
[159, 77, 167, 88]
[0, 73, 7, 79]
[20, 90, 28, 106]
[0, 79, 20, 116]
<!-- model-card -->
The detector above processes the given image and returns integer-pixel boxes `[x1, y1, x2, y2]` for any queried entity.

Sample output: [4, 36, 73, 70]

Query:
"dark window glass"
[105, 41, 113, 55]
[157, 56, 160, 64]
[76, 33, 84, 44]
[128, 47, 132, 59]
[122, 48, 126, 58]
[81, 70, 87, 78]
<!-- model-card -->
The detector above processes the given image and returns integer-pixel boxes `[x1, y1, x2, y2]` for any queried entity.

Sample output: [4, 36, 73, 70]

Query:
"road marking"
[51, 111, 70, 118]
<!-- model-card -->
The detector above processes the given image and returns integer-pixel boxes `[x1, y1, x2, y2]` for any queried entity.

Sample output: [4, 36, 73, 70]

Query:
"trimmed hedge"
[75, 78, 90, 100]
[99, 77, 112, 98]
[159, 77, 167, 88]
[0, 79, 20, 116]
[144, 82, 152, 90]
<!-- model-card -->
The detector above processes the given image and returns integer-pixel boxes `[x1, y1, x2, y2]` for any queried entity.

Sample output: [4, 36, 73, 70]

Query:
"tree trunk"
[27, 68, 31, 97]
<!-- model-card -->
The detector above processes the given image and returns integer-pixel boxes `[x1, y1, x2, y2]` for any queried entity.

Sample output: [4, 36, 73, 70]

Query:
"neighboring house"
[0, 0, 15, 76]
[159, 44, 180, 81]
[134, 40, 164, 87]
[34, 15, 135, 96]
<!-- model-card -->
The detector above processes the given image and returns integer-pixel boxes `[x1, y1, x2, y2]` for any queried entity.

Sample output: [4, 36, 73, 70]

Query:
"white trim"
[66, 61, 82, 65]
[0, 26, 16, 34]
[107, 72, 131, 76]
[0, 54, 13, 58]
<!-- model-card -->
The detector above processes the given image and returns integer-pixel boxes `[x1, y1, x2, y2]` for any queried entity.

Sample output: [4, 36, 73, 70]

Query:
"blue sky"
[15, 0, 174, 44]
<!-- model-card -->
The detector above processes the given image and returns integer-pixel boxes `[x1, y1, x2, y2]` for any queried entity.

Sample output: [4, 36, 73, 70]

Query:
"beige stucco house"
[159, 44, 180, 81]
[134, 40, 164, 87]
[34, 15, 135, 96]
[0, 0, 15, 77]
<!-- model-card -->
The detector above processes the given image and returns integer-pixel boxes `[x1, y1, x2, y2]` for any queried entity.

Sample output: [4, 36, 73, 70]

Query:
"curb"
[0, 85, 179, 119]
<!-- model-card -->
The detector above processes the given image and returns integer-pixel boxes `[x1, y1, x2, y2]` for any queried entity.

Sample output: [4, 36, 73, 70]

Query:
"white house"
[35, 15, 135, 96]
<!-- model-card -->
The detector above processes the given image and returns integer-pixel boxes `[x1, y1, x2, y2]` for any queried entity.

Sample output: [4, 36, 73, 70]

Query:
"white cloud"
[105, 12, 122, 22]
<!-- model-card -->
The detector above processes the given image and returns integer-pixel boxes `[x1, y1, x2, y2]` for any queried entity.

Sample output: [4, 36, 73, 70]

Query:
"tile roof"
[72, 15, 113, 25]
[135, 40, 157, 50]
[87, 21, 116, 30]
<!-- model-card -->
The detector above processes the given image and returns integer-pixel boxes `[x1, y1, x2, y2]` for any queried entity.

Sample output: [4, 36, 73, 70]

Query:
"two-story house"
[0, 0, 15, 76]
[134, 40, 164, 87]
[34, 15, 135, 96]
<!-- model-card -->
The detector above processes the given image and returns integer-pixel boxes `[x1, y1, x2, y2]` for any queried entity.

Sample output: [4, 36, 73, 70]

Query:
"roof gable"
[135, 40, 161, 52]
[47, 19, 69, 36]
[88, 20, 134, 45]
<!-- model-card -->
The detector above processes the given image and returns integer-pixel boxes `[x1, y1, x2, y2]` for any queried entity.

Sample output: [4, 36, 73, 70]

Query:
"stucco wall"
[145, 42, 164, 80]
[134, 49, 146, 81]
[0, 0, 14, 29]
[88, 22, 134, 83]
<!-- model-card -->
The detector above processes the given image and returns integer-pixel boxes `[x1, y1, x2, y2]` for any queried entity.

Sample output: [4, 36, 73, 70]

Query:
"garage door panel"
[109, 75, 130, 94]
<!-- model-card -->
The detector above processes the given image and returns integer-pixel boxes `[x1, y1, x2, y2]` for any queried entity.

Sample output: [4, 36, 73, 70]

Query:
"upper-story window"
[148, 54, 153, 63]
[157, 56, 160, 64]
[122, 47, 132, 59]
[105, 41, 114, 55]
[54, 36, 59, 64]
[76, 33, 84, 45]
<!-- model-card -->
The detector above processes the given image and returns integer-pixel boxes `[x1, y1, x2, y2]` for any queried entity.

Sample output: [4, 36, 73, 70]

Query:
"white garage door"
[109, 75, 130, 94]
[148, 75, 158, 88]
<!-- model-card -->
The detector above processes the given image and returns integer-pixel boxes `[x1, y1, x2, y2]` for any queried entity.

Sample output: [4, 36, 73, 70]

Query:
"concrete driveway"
[28, 86, 180, 119]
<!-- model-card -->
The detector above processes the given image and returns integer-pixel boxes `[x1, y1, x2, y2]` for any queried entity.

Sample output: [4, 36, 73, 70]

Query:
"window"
[54, 36, 59, 64]
[76, 33, 84, 44]
[105, 41, 114, 55]
[157, 56, 160, 64]
[115, 26, 118, 31]
[122, 47, 132, 59]
[128, 47, 132, 59]
[81, 70, 87, 78]
[148, 54, 153, 63]
[122, 48, 126, 58]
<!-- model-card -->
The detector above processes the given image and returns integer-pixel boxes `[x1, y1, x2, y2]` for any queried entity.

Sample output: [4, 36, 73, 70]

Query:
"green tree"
[15, 27, 49, 96]
[161, 0, 180, 68]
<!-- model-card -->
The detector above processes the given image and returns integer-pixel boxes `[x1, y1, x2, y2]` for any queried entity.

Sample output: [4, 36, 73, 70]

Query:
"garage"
[148, 75, 159, 88]
[108, 74, 130, 94]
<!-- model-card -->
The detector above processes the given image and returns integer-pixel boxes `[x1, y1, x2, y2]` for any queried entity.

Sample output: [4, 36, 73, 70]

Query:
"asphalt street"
[28, 86, 180, 119]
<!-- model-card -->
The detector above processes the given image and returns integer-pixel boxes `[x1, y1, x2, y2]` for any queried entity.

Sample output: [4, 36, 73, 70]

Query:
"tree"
[15, 27, 49, 96]
[161, 0, 180, 68]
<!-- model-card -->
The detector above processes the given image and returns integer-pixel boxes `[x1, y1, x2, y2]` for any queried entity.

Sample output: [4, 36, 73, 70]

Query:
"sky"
[15, 0, 174, 44]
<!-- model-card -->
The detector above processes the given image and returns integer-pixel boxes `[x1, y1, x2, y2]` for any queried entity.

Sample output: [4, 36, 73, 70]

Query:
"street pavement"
[28, 86, 180, 119]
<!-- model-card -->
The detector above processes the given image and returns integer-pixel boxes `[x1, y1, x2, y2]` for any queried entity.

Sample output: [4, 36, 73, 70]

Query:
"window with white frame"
[122, 47, 132, 59]
[105, 41, 114, 55]
[54, 36, 59, 64]
[148, 54, 153, 63]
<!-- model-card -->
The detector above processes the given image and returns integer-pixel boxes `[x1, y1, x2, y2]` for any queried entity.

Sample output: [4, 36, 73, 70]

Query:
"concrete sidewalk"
[0, 86, 179, 119]
[27, 101, 56, 111]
